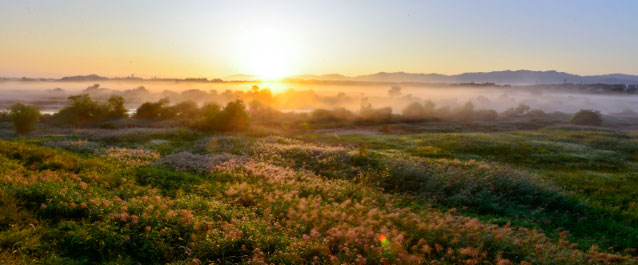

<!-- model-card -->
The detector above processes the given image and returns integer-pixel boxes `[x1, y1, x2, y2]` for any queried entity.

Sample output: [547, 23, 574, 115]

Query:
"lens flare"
[378, 234, 389, 247]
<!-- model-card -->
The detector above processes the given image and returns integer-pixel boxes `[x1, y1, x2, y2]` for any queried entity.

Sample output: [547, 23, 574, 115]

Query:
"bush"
[359, 97, 393, 123]
[105, 95, 128, 120]
[0, 111, 10, 122]
[171, 100, 200, 119]
[401, 102, 426, 121]
[197, 100, 250, 132]
[134, 98, 174, 120]
[214, 100, 250, 132]
[503, 104, 530, 117]
[310, 108, 356, 122]
[570, 109, 602, 126]
[54, 94, 127, 126]
[9, 103, 40, 135]
[360, 107, 392, 123]
[473, 109, 498, 121]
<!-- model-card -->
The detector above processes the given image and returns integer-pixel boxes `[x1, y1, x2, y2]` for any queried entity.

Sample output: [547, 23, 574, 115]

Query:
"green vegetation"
[1, 98, 637, 264]
[0, 125, 636, 264]
[54, 94, 127, 126]
[571, 109, 603, 126]
[9, 103, 40, 135]
[196, 100, 250, 132]
[297, 129, 638, 251]
[135, 98, 175, 120]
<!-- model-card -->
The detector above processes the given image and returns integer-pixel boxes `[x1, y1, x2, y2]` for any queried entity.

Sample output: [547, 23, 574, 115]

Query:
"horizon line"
[3, 69, 638, 81]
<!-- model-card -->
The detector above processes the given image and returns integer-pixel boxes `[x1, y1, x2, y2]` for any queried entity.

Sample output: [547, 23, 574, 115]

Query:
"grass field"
[1, 125, 637, 264]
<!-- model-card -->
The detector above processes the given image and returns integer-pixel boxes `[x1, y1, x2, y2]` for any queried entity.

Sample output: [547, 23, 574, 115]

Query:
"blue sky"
[1, 0, 637, 78]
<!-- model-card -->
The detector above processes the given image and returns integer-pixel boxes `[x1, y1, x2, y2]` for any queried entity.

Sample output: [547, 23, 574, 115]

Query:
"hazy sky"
[1, 0, 637, 78]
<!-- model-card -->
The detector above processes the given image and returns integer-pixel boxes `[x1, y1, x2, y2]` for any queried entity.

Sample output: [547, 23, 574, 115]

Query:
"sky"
[1, 0, 637, 79]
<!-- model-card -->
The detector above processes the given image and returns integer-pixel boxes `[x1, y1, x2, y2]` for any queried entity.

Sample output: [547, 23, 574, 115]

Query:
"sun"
[232, 27, 298, 80]
[246, 41, 290, 80]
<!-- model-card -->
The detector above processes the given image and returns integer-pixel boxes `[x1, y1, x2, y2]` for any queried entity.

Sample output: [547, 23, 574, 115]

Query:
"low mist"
[1, 80, 638, 117]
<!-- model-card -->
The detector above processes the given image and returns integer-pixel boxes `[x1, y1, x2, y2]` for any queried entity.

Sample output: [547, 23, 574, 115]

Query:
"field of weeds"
[1, 126, 637, 264]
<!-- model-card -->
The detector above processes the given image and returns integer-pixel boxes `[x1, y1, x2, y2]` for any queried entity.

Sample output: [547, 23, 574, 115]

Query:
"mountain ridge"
[5, 70, 638, 85]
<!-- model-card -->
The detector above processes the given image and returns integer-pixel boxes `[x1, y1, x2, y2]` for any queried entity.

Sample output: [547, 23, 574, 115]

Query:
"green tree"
[9, 103, 40, 135]
[171, 100, 201, 119]
[106, 95, 128, 119]
[197, 100, 249, 132]
[55, 94, 107, 126]
[134, 98, 173, 120]
[216, 100, 250, 131]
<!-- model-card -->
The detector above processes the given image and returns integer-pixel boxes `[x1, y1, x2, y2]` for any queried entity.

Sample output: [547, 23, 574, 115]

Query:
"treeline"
[2, 93, 605, 135]
[286, 99, 500, 124]
[134, 98, 249, 132]
[1, 94, 251, 135]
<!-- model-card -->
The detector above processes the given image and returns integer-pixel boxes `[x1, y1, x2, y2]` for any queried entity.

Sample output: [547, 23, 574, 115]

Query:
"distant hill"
[224, 74, 258, 81]
[291, 74, 350, 80]
[60, 74, 109, 81]
[290, 70, 638, 85]
[9, 70, 638, 85]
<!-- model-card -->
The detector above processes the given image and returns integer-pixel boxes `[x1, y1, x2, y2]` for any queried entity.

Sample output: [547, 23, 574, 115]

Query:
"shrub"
[473, 109, 498, 121]
[454, 101, 475, 121]
[134, 98, 174, 120]
[360, 107, 392, 123]
[55, 94, 103, 126]
[170, 100, 200, 119]
[105, 95, 128, 120]
[310, 108, 356, 122]
[503, 104, 530, 117]
[570, 109, 602, 126]
[197, 100, 250, 132]
[9, 103, 40, 135]
[200, 103, 221, 119]
[401, 102, 426, 121]
[0, 111, 10, 122]
[54, 94, 127, 126]
[359, 98, 393, 123]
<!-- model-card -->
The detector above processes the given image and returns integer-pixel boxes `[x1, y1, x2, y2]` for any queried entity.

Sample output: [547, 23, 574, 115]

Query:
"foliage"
[401, 102, 427, 121]
[54, 94, 128, 126]
[9, 103, 40, 135]
[197, 100, 250, 132]
[1, 127, 637, 264]
[171, 100, 201, 119]
[106, 95, 128, 120]
[134, 98, 174, 120]
[297, 129, 638, 250]
[310, 108, 356, 122]
[570, 109, 603, 126]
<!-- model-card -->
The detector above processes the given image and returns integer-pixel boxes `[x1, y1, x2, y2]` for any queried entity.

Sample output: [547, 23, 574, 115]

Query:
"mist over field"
[3, 80, 638, 116]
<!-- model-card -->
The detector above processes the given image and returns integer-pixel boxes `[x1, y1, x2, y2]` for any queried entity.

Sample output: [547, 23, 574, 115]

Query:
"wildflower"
[119, 212, 129, 222]
[497, 259, 513, 265]
[355, 254, 366, 265]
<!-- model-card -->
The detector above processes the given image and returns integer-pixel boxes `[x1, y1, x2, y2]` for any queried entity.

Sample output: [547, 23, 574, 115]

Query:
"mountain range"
[5, 70, 638, 85]
[288, 70, 638, 85]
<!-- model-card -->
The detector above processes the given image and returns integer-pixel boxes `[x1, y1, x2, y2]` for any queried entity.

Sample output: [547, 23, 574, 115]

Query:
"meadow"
[1, 120, 637, 264]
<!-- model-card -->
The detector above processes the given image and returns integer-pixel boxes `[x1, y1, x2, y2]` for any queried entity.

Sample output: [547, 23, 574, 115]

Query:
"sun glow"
[232, 27, 298, 80]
